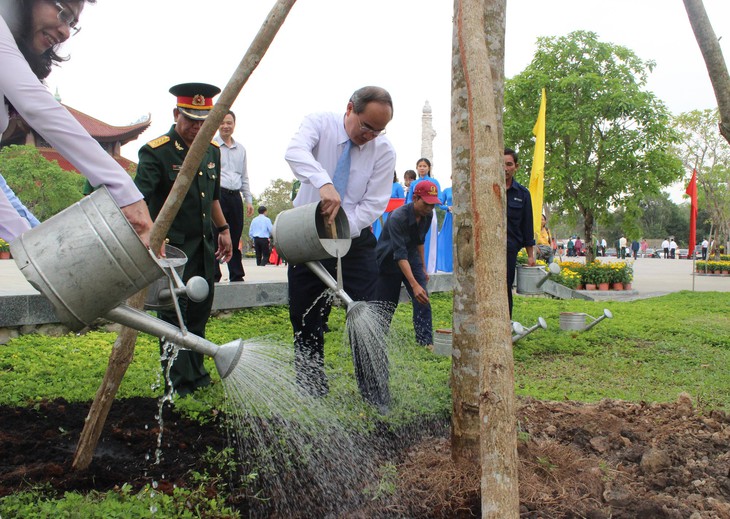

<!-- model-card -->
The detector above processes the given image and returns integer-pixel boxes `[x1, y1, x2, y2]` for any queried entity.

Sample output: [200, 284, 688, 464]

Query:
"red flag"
[685, 169, 698, 258]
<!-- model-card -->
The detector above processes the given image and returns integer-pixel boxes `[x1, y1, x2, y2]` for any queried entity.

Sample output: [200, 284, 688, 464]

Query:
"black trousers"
[253, 237, 271, 265]
[215, 190, 245, 282]
[506, 249, 518, 319]
[158, 249, 214, 396]
[287, 228, 389, 407]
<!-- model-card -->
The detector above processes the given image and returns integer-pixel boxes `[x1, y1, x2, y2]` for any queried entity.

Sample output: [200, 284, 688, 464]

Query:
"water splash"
[221, 338, 381, 517]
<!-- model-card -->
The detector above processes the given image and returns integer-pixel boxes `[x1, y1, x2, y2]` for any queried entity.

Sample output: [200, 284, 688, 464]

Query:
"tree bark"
[683, 0, 730, 143]
[454, 0, 519, 516]
[72, 0, 298, 471]
[450, 0, 505, 465]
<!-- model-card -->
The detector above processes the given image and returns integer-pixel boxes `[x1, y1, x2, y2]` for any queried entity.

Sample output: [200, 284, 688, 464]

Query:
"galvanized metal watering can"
[512, 317, 548, 343]
[559, 309, 613, 332]
[9, 187, 243, 379]
[272, 202, 366, 316]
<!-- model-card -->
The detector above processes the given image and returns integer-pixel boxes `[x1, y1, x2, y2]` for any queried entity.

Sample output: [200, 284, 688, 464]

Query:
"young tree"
[504, 31, 683, 261]
[683, 0, 730, 144]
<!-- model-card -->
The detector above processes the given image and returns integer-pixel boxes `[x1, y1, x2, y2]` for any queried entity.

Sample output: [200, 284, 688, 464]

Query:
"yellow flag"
[529, 88, 546, 242]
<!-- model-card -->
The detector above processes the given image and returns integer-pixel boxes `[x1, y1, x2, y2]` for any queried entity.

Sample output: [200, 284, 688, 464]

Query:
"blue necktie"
[332, 139, 352, 197]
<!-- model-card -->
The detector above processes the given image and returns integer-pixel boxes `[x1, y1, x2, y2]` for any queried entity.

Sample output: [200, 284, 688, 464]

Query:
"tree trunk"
[455, 0, 519, 516]
[583, 211, 594, 262]
[683, 0, 730, 144]
[72, 0, 298, 471]
[450, 0, 505, 466]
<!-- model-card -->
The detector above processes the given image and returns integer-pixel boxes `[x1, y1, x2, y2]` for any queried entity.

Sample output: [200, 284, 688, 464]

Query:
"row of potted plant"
[695, 260, 730, 274]
[554, 260, 633, 290]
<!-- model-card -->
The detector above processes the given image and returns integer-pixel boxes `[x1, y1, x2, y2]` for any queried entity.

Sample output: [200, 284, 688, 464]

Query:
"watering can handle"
[327, 221, 338, 240]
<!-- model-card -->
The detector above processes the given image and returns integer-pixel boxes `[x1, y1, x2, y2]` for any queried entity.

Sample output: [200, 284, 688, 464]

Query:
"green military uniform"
[134, 124, 221, 396]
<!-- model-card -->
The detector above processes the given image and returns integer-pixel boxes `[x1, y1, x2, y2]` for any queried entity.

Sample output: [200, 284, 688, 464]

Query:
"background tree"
[504, 31, 683, 261]
[673, 108, 730, 249]
[0, 145, 85, 221]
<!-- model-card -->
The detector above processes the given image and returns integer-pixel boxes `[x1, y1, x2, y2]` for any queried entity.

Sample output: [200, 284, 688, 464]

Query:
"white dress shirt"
[0, 15, 143, 241]
[285, 111, 396, 237]
[214, 135, 252, 203]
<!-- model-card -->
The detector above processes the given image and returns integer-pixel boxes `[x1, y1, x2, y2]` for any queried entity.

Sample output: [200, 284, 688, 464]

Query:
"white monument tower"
[421, 100, 436, 162]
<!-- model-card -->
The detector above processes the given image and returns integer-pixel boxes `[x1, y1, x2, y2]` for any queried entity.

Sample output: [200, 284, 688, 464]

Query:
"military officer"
[134, 82, 232, 396]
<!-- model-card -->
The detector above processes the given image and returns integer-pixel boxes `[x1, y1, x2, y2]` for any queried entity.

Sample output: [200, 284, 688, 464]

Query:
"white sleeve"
[0, 17, 143, 208]
[284, 113, 333, 190]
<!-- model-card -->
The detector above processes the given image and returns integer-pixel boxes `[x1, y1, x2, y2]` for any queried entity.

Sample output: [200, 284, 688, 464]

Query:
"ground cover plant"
[0, 291, 729, 517]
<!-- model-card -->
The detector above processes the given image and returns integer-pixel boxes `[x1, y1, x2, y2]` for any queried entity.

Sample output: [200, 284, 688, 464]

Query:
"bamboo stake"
[72, 0, 298, 471]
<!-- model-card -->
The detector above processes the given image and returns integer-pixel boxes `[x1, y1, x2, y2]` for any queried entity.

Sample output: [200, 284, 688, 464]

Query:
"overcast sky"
[46, 0, 730, 198]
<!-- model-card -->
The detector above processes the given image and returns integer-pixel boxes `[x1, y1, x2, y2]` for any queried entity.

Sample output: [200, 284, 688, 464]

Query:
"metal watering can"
[512, 317, 548, 343]
[9, 187, 243, 379]
[272, 202, 367, 317]
[559, 309, 613, 332]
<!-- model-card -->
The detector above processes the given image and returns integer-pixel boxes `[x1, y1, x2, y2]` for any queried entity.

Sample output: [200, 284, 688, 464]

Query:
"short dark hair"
[404, 170, 417, 180]
[350, 86, 393, 116]
[504, 147, 519, 164]
[258, 206, 267, 214]
[227, 110, 236, 122]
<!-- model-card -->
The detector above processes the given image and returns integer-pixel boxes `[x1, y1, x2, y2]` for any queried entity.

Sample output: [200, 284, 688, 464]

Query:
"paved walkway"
[1, 255, 728, 297]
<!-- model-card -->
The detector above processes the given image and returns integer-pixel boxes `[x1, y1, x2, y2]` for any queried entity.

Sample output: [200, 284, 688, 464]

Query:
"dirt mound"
[0, 396, 728, 517]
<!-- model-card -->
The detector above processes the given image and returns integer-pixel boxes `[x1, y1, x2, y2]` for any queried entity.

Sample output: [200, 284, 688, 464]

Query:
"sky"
[45, 0, 730, 199]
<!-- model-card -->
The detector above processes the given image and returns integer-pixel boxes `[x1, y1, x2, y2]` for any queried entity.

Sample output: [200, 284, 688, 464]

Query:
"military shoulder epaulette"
[147, 135, 170, 149]
[210, 140, 220, 148]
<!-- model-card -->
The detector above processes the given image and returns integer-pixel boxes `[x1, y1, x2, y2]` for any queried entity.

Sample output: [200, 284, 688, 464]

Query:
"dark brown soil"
[1, 395, 729, 518]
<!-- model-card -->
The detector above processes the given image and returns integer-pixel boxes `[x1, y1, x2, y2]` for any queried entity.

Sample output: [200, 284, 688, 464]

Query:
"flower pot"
[624, 283, 632, 290]
[585, 283, 597, 290]
[0, 251, 10, 260]
[576, 284, 584, 290]
[612, 282, 623, 291]
[598, 282, 610, 291]
[723, 270, 729, 275]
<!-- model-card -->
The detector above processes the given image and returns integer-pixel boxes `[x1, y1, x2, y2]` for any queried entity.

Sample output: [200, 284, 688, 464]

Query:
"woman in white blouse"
[0, 0, 152, 244]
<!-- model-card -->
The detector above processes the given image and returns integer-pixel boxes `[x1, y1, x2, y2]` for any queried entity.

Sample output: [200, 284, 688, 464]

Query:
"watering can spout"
[583, 309, 613, 331]
[105, 306, 244, 379]
[512, 317, 548, 343]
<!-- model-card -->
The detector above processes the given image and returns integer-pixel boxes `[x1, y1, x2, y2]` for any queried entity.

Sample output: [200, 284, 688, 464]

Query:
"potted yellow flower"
[0, 238, 10, 260]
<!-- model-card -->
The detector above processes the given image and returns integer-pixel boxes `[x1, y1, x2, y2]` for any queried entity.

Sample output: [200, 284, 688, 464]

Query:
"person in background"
[631, 239, 640, 260]
[536, 213, 553, 264]
[134, 82, 232, 396]
[701, 237, 709, 260]
[376, 180, 440, 349]
[214, 110, 254, 282]
[669, 237, 678, 259]
[619, 235, 627, 259]
[403, 169, 416, 191]
[248, 205, 273, 266]
[0, 0, 152, 244]
[504, 147, 535, 318]
[435, 182, 453, 272]
[601, 237, 607, 257]
[574, 236, 583, 257]
[405, 158, 440, 273]
[661, 237, 670, 259]
[0, 173, 39, 228]
[372, 171, 404, 239]
[567, 237, 575, 257]
[640, 238, 648, 258]
[284, 85, 395, 411]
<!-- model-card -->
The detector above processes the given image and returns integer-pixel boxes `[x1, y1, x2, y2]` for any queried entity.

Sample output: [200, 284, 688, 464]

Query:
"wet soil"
[0, 395, 728, 518]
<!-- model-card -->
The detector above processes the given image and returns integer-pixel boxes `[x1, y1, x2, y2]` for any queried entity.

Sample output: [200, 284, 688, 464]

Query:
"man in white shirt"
[661, 238, 670, 259]
[214, 111, 254, 282]
[701, 238, 709, 260]
[669, 238, 678, 259]
[284, 86, 395, 411]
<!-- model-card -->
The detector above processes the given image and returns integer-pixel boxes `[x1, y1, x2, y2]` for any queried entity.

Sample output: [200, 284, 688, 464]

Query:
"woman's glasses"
[54, 2, 81, 36]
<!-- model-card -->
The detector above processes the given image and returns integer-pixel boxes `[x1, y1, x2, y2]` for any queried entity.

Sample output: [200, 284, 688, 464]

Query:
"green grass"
[2, 290, 730, 516]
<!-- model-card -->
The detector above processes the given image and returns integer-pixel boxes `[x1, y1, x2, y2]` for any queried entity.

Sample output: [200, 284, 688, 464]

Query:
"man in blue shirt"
[504, 148, 535, 318]
[375, 180, 440, 347]
[248, 205, 273, 266]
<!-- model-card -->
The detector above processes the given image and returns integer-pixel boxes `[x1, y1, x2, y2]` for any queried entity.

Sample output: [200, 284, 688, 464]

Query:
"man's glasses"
[355, 113, 386, 137]
[55, 2, 81, 36]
